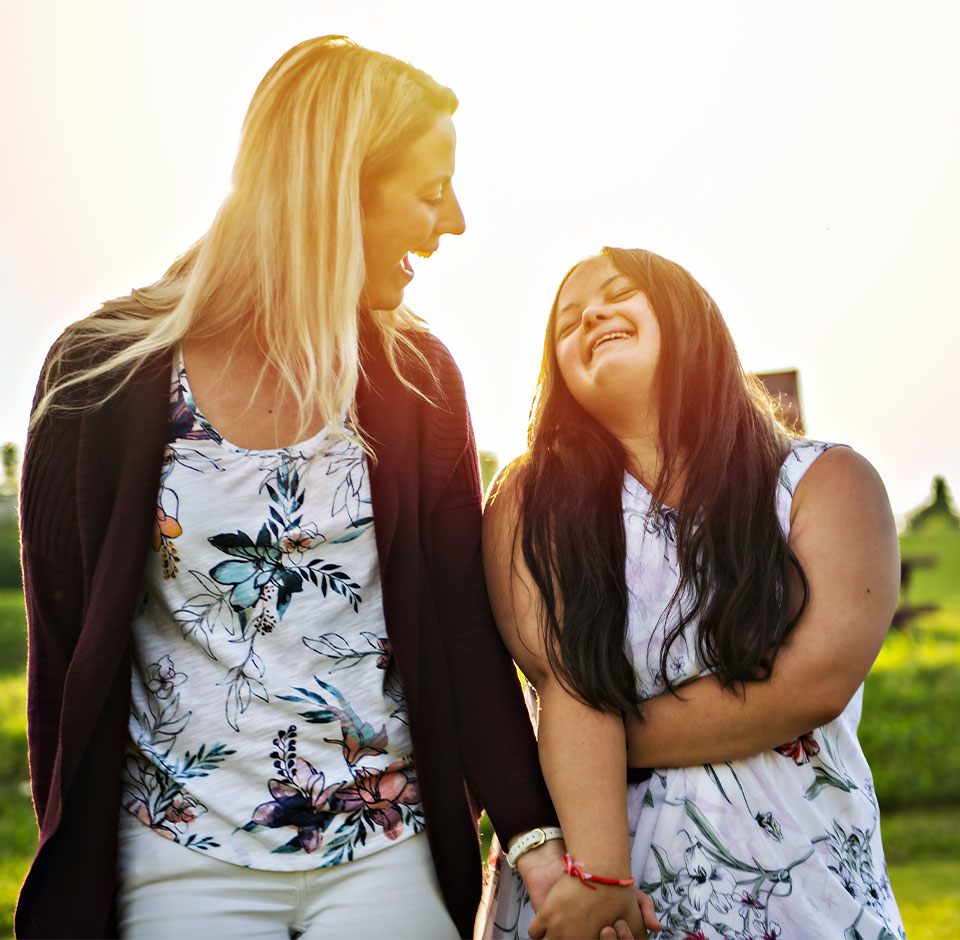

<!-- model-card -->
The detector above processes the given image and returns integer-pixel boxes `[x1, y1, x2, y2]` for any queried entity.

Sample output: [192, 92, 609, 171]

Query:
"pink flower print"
[375, 637, 391, 670]
[280, 524, 320, 553]
[147, 656, 187, 700]
[774, 731, 820, 765]
[165, 795, 197, 824]
[739, 890, 764, 911]
[339, 762, 419, 840]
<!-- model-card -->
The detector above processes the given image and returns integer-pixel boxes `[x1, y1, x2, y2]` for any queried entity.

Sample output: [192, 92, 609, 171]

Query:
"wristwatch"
[505, 826, 564, 869]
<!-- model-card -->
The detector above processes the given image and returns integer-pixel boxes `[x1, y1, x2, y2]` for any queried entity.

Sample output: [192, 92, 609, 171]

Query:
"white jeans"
[116, 814, 459, 939]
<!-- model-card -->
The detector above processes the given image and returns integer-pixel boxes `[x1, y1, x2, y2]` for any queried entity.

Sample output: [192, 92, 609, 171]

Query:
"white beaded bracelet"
[505, 826, 564, 869]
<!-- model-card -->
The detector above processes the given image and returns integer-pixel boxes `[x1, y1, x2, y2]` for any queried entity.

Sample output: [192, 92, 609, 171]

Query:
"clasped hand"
[515, 843, 660, 939]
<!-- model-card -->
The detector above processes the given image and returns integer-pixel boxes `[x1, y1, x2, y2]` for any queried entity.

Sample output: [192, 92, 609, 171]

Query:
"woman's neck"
[181, 334, 323, 449]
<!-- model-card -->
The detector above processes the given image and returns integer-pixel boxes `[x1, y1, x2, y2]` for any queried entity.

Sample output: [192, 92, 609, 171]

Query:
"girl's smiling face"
[554, 254, 662, 435]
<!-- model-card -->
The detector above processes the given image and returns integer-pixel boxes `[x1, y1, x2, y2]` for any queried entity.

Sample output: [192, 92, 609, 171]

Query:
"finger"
[528, 913, 546, 940]
[628, 910, 649, 940]
[634, 888, 663, 932]
[614, 917, 636, 939]
[599, 929, 617, 940]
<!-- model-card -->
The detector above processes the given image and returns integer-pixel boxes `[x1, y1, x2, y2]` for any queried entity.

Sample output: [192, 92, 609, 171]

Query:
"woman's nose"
[440, 187, 466, 236]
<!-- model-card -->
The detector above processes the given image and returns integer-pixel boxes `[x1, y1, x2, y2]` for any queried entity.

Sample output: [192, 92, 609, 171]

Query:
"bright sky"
[2, 0, 958, 520]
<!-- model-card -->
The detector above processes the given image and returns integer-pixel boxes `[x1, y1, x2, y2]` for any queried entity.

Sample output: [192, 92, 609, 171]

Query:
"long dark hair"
[504, 247, 806, 715]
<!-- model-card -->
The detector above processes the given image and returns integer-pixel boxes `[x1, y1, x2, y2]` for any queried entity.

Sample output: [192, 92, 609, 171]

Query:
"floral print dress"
[120, 355, 423, 870]
[478, 441, 905, 940]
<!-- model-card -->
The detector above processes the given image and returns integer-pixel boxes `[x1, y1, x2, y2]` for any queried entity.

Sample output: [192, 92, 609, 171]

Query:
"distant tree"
[906, 475, 960, 533]
[478, 450, 499, 497]
[0, 442, 21, 588]
[0, 442, 18, 495]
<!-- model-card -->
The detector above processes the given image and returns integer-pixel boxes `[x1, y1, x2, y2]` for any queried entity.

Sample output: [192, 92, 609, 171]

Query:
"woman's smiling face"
[359, 113, 465, 311]
[553, 254, 662, 433]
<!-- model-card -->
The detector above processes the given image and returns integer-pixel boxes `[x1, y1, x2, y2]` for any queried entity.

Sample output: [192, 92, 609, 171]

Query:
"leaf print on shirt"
[639, 802, 816, 940]
[703, 763, 785, 844]
[178, 454, 364, 731]
[811, 814, 899, 937]
[278, 677, 389, 766]
[301, 631, 408, 724]
[122, 656, 235, 846]
[323, 438, 374, 541]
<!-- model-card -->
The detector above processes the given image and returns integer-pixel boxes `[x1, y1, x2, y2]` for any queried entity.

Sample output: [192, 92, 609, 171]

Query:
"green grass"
[0, 591, 31, 938]
[882, 808, 960, 939]
[0, 592, 27, 678]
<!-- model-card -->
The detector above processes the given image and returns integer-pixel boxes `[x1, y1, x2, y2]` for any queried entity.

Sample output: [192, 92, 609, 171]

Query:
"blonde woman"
[16, 37, 564, 939]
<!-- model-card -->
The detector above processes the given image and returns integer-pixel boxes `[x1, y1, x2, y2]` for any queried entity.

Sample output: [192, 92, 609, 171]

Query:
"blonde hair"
[32, 35, 458, 441]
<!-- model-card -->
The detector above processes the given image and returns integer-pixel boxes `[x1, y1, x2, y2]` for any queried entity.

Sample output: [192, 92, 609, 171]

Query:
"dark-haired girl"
[481, 249, 905, 939]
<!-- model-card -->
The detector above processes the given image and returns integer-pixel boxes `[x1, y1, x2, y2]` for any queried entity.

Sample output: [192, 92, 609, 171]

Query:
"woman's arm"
[625, 446, 900, 767]
[483, 477, 647, 939]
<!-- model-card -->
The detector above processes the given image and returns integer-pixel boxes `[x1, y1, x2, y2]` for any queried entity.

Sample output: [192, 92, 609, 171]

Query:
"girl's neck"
[621, 437, 685, 508]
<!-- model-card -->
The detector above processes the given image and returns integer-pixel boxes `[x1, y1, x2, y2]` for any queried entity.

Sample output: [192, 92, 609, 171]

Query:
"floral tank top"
[623, 440, 905, 939]
[120, 355, 423, 870]
[478, 440, 905, 940]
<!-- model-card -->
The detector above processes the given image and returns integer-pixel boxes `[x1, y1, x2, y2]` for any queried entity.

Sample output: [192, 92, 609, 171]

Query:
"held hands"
[516, 844, 661, 939]
[528, 870, 650, 940]
[515, 838, 568, 912]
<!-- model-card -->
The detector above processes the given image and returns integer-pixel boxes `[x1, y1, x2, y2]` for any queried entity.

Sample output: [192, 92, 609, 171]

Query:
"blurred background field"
[1, 483, 959, 937]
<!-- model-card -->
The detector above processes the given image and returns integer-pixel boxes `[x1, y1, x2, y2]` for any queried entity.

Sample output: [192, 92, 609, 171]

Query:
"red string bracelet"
[562, 854, 636, 890]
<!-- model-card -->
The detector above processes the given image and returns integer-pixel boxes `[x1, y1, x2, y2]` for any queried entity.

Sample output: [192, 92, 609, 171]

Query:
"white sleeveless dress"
[477, 441, 905, 940]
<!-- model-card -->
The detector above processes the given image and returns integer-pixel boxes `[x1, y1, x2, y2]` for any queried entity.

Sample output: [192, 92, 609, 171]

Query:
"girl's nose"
[582, 305, 609, 329]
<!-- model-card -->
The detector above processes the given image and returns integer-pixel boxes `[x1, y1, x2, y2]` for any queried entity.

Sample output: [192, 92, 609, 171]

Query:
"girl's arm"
[625, 446, 900, 766]
[483, 477, 647, 940]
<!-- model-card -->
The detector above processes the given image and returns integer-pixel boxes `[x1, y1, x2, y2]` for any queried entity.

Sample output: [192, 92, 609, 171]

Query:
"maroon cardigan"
[16, 325, 555, 938]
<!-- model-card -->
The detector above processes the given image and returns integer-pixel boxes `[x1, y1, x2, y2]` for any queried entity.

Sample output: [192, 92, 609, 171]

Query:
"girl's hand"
[601, 890, 662, 938]
[528, 874, 647, 940]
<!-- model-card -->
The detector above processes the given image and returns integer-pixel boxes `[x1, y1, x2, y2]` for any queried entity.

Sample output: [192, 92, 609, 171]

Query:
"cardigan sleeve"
[423, 351, 558, 843]
[18, 358, 86, 828]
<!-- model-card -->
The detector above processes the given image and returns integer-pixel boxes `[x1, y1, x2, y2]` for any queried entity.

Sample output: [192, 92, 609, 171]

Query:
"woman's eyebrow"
[418, 173, 452, 190]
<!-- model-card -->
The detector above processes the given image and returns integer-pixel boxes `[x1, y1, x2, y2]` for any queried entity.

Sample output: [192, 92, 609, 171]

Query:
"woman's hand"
[514, 838, 567, 912]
